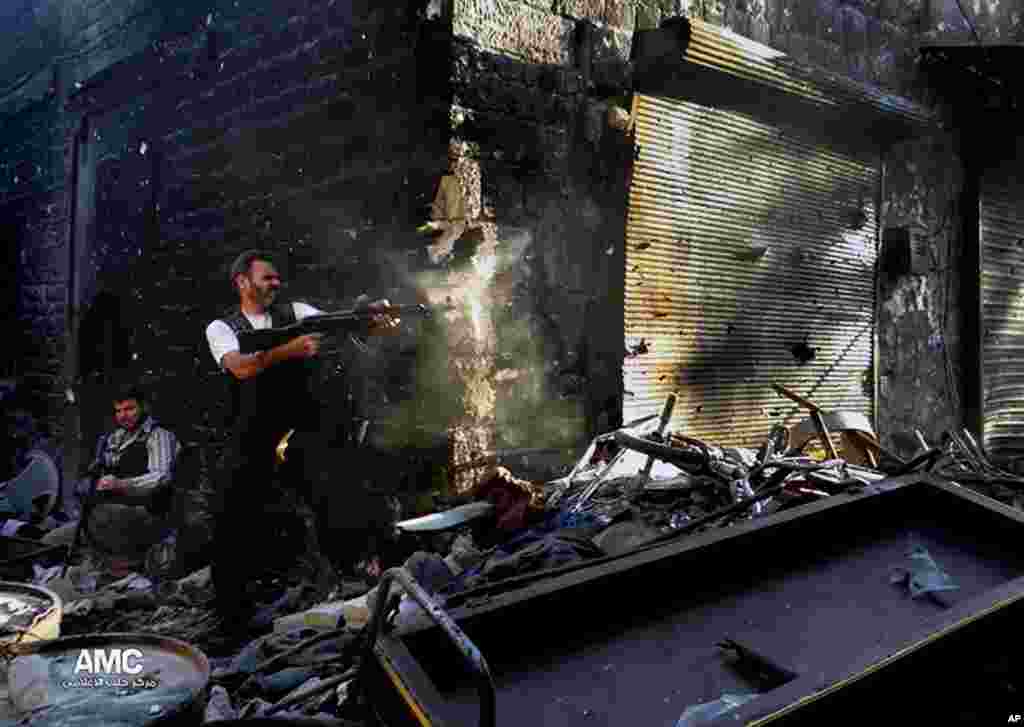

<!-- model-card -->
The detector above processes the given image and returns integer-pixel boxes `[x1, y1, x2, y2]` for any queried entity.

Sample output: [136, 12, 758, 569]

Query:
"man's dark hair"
[229, 250, 276, 290]
[112, 383, 147, 406]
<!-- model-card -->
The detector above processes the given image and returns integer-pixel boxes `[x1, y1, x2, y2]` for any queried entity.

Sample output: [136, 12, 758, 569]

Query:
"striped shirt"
[92, 416, 180, 494]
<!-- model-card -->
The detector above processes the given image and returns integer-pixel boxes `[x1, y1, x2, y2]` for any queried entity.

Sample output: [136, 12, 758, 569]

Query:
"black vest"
[108, 434, 150, 479]
[220, 303, 317, 430]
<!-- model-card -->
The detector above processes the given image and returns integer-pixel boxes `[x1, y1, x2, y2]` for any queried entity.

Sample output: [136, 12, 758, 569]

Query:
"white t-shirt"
[206, 302, 323, 369]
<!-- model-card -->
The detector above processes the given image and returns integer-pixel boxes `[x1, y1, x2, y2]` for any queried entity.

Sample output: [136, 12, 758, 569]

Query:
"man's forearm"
[226, 341, 296, 379]
[116, 470, 167, 494]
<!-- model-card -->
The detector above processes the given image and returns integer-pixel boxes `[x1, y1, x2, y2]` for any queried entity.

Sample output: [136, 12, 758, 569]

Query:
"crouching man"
[44, 384, 181, 574]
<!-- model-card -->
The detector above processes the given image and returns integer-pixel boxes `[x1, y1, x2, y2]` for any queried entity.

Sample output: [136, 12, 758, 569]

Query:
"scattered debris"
[917, 428, 1024, 506]
[889, 537, 959, 601]
[4, 379, 1017, 724]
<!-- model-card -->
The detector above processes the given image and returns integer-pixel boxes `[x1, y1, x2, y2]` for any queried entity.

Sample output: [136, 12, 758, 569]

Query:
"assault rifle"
[62, 460, 105, 577]
[238, 304, 434, 354]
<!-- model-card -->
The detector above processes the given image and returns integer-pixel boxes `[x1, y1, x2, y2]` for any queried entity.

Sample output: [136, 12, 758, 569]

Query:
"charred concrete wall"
[878, 135, 965, 455]
[450, 0, 635, 451]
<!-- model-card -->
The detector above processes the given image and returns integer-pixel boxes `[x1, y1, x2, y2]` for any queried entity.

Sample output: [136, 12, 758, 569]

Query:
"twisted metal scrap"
[922, 428, 1024, 491]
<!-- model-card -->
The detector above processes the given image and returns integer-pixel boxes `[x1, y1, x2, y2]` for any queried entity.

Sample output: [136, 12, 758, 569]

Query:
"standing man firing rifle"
[205, 250, 397, 627]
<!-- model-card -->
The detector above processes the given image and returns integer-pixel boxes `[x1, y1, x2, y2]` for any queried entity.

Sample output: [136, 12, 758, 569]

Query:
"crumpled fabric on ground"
[363, 552, 456, 611]
[239, 697, 275, 718]
[444, 533, 486, 576]
[462, 529, 605, 588]
[592, 520, 662, 556]
[247, 585, 307, 631]
[205, 684, 237, 722]
[227, 636, 272, 676]
[244, 665, 318, 696]
[404, 551, 455, 595]
[470, 466, 546, 533]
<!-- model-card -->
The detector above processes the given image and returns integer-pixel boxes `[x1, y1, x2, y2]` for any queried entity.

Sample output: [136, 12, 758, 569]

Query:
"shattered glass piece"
[676, 692, 758, 726]
[889, 537, 959, 599]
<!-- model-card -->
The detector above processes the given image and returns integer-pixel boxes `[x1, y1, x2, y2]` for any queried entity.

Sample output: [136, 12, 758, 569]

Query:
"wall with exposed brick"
[3, 0, 1022, 477]
[0, 0, 459, 533]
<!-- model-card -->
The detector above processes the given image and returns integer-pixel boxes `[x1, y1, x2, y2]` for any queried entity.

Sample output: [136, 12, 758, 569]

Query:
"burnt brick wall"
[77, 0, 453, 462]
[0, 95, 72, 435]
[1, 0, 455, 498]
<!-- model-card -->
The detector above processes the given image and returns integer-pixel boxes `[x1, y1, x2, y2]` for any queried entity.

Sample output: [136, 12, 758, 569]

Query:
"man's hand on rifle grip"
[286, 333, 323, 359]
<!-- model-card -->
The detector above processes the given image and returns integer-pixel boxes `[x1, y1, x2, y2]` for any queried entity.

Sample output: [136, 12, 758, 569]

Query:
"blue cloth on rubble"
[405, 551, 455, 596]
[442, 524, 606, 594]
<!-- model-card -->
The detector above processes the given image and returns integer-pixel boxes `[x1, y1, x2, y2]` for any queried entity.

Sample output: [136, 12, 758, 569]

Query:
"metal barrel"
[4, 632, 210, 726]
[0, 580, 63, 646]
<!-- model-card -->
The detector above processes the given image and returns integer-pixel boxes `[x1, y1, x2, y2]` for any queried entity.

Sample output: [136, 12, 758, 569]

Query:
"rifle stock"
[238, 304, 433, 354]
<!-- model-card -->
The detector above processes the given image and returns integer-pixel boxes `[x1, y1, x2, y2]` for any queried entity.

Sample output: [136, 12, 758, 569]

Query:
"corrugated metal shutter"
[981, 163, 1024, 459]
[624, 94, 879, 448]
[682, 18, 931, 128]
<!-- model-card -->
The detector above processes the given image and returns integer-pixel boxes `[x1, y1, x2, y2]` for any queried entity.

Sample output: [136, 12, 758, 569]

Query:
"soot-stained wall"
[0, 0, 458, 540]
[4, 0, 1021, 478]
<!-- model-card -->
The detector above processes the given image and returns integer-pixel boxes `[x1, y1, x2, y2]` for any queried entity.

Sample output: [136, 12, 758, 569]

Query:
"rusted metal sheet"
[624, 94, 878, 448]
[980, 159, 1024, 459]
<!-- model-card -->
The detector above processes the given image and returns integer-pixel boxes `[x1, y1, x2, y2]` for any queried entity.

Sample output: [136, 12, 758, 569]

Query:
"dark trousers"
[212, 416, 397, 615]
[212, 417, 296, 615]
